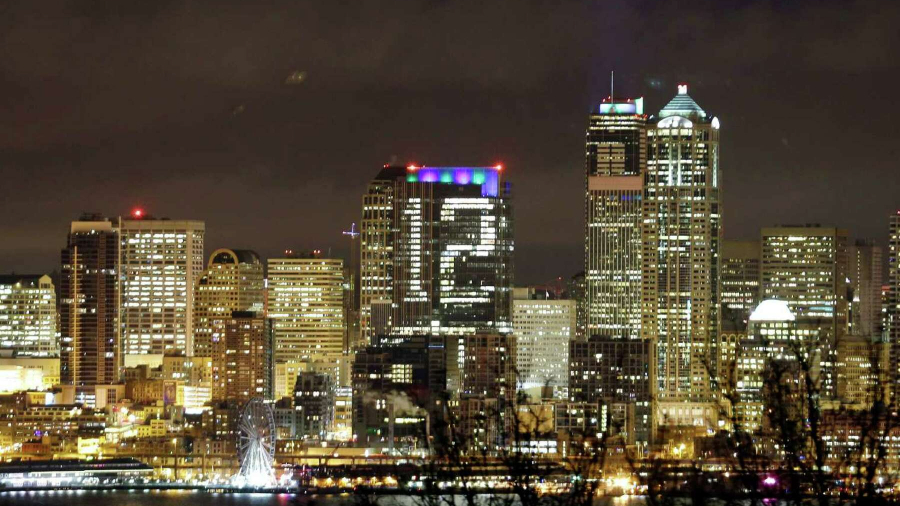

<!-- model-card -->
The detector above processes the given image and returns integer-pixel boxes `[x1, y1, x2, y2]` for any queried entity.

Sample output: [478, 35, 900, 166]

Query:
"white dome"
[657, 116, 693, 129]
[749, 299, 795, 322]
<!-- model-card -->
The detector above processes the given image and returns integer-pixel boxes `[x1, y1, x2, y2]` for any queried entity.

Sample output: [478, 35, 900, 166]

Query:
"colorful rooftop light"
[405, 166, 502, 197]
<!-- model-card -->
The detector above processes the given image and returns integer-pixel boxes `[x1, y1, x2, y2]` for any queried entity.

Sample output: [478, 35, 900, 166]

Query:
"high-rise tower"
[268, 251, 345, 382]
[643, 85, 722, 428]
[584, 97, 647, 340]
[720, 240, 761, 330]
[193, 249, 265, 400]
[760, 225, 849, 398]
[889, 213, 900, 387]
[60, 215, 120, 386]
[359, 167, 405, 345]
[119, 214, 205, 365]
[848, 239, 883, 338]
[193, 249, 265, 358]
[360, 165, 514, 338]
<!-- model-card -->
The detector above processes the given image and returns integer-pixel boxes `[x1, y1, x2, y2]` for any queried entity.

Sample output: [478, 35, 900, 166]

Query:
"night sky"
[2, 0, 899, 284]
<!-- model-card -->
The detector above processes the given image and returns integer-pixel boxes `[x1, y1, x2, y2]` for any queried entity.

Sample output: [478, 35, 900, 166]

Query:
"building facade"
[760, 225, 849, 397]
[267, 253, 345, 382]
[720, 240, 761, 330]
[568, 336, 651, 444]
[193, 249, 265, 358]
[888, 213, 900, 386]
[584, 97, 646, 340]
[119, 217, 205, 364]
[848, 239, 883, 338]
[359, 167, 405, 345]
[511, 290, 575, 398]
[642, 85, 722, 424]
[59, 216, 120, 386]
[0, 274, 57, 357]
[222, 311, 272, 402]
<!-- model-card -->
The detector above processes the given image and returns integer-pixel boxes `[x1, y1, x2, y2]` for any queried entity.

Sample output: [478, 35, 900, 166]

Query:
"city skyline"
[2, 1, 900, 284]
[2, 1, 900, 499]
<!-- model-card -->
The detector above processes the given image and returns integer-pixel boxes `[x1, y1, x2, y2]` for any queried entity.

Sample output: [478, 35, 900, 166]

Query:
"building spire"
[610, 70, 614, 101]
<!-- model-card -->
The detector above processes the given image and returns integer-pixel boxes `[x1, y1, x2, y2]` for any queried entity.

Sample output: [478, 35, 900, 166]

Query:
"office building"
[889, 213, 900, 385]
[268, 252, 345, 382]
[361, 165, 514, 336]
[59, 216, 120, 386]
[359, 167, 404, 345]
[119, 215, 205, 364]
[0, 274, 57, 357]
[848, 239, 883, 338]
[720, 240, 761, 330]
[193, 249, 264, 357]
[835, 335, 889, 407]
[392, 165, 514, 336]
[643, 85, 722, 425]
[760, 225, 849, 397]
[584, 96, 646, 340]
[193, 249, 264, 398]
[511, 289, 576, 398]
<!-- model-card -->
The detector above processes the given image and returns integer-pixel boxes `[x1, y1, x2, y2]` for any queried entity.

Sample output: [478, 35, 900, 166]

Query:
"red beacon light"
[406, 164, 419, 171]
[494, 164, 503, 171]
[132, 208, 144, 219]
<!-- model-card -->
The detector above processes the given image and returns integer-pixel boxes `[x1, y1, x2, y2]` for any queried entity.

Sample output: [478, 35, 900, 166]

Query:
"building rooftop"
[210, 248, 261, 265]
[749, 299, 795, 322]
[0, 274, 50, 286]
[658, 84, 707, 120]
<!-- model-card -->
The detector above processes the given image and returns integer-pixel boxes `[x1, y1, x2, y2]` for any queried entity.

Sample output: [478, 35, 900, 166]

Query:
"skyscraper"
[268, 252, 345, 382]
[584, 96, 647, 340]
[119, 215, 205, 364]
[511, 288, 575, 398]
[194, 249, 265, 357]
[359, 167, 405, 346]
[643, 85, 722, 428]
[720, 240, 761, 330]
[193, 249, 265, 400]
[886, 213, 900, 387]
[0, 274, 57, 357]
[848, 239, 883, 338]
[760, 225, 849, 397]
[391, 165, 513, 335]
[60, 216, 120, 386]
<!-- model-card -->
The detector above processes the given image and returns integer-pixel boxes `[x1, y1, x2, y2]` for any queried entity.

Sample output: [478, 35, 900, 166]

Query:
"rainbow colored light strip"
[406, 165, 502, 197]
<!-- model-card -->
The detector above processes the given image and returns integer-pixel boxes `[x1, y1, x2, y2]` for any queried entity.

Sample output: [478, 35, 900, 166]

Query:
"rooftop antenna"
[610, 70, 614, 102]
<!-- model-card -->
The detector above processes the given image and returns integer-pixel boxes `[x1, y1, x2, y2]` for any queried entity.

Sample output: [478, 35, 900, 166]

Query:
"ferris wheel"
[237, 397, 276, 486]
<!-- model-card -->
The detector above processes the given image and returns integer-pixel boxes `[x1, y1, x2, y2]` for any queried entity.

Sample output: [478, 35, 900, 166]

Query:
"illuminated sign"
[405, 166, 502, 197]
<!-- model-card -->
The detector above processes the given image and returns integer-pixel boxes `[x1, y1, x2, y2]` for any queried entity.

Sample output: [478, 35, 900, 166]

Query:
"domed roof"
[749, 299, 795, 322]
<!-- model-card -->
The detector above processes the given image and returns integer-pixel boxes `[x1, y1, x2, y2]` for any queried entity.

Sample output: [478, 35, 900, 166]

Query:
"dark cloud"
[1, 0, 899, 283]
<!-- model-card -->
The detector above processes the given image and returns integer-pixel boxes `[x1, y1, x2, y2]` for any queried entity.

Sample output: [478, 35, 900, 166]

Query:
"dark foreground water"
[0, 490, 648, 506]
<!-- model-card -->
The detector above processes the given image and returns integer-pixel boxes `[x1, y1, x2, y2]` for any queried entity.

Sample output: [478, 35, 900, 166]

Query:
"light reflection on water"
[0, 490, 654, 506]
